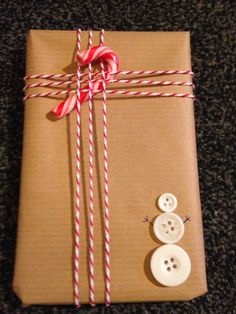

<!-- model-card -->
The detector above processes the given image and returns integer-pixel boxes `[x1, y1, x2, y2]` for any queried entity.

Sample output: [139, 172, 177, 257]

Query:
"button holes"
[166, 198, 169, 201]
[164, 203, 167, 206]
[167, 267, 171, 272]
[171, 227, 174, 231]
[168, 221, 171, 225]
[173, 264, 177, 269]
[162, 224, 166, 228]
[164, 260, 168, 265]
[170, 258, 174, 262]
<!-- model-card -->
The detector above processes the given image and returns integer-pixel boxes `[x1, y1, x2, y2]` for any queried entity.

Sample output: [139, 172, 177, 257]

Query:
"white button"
[150, 244, 191, 286]
[158, 193, 178, 212]
[153, 213, 184, 244]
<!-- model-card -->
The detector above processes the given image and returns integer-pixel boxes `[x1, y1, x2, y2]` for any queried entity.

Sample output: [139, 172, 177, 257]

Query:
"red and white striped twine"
[24, 88, 194, 101]
[24, 78, 193, 90]
[88, 30, 95, 306]
[24, 69, 194, 81]
[23, 29, 194, 307]
[74, 28, 82, 308]
[100, 28, 111, 306]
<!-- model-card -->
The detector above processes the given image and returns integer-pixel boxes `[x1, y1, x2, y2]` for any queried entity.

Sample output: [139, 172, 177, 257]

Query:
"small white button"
[150, 244, 191, 286]
[158, 193, 178, 212]
[153, 213, 184, 244]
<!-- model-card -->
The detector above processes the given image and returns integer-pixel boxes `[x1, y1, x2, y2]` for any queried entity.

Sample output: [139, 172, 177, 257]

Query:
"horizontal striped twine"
[23, 29, 195, 307]
[24, 88, 194, 101]
[24, 69, 194, 80]
[24, 78, 194, 91]
[24, 70, 195, 102]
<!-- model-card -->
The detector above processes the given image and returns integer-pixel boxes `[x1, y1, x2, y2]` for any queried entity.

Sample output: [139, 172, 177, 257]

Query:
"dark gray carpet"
[0, 0, 235, 313]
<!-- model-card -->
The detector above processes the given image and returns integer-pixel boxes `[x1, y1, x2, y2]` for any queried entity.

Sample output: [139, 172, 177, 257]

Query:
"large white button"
[158, 193, 178, 212]
[153, 213, 184, 244]
[150, 244, 191, 286]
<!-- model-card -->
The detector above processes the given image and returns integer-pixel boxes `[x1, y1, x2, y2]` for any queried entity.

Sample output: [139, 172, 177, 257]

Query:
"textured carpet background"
[0, 0, 235, 313]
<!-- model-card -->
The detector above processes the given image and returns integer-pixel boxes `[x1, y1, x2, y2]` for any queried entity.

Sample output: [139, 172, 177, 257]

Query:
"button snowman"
[150, 193, 191, 286]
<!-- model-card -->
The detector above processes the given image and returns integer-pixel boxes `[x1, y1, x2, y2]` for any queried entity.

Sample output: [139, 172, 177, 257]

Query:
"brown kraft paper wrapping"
[13, 30, 207, 305]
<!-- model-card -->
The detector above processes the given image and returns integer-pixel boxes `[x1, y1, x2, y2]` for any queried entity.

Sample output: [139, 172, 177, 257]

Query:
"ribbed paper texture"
[13, 31, 207, 305]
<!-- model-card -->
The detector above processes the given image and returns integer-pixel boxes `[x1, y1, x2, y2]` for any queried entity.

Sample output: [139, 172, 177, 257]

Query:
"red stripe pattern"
[24, 88, 194, 101]
[100, 28, 111, 306]
[24, 78, 193, 91]
[74, 28, 82, 308]
[88, 30, 95, 306]
[24, 69, 193, 81]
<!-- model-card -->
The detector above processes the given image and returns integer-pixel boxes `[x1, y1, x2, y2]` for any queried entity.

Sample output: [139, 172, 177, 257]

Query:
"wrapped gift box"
[13, 30, 207, 305]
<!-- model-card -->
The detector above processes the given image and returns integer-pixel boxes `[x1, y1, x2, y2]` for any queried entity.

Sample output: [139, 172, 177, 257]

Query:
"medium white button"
[150, 244, 191, 286]
[158, 193, 178, 212]
[153, 213, 184, 244]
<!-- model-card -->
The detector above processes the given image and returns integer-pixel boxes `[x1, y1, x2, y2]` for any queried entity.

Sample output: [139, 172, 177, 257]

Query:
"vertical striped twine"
[88, 30, 95, 306]
[100, 29, 111, 306]
[74, 29, 82, 307]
